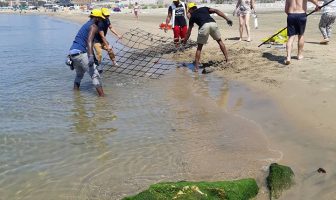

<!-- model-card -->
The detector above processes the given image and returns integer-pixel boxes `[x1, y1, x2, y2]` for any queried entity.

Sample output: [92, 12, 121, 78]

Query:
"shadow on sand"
[305, 41, 327, 45]
[225, 37, 241, 41]
[262, 52, 287, 66]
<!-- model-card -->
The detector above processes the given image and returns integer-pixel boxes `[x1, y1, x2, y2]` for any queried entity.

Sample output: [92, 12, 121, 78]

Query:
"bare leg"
[245, 14, 251, 41]
[297, 35, 304, 60]
[96, 86, 105, 97]
[74, 82, 80, 90]
[217, 39, 229, 62]
[285, 35, 295, 64]
[239, 15, 244, 41]
[194, 44, 203, 72]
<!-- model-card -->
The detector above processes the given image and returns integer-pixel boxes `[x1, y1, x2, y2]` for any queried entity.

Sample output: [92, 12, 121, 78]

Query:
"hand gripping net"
[100, 28, 197, 79]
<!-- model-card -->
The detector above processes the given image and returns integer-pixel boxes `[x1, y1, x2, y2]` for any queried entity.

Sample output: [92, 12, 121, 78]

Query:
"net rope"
[100, 28, 197, 79]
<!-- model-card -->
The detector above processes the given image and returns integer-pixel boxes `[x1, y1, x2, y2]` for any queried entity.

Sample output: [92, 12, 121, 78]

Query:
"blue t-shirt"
[70, 19, 95, 52]
[94, 18, 111, 43]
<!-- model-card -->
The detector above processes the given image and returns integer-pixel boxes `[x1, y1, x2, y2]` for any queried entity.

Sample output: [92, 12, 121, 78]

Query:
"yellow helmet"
[187, 2, 196, 10]
[90, 9, 105, 19]
[101, 7, 111, 16]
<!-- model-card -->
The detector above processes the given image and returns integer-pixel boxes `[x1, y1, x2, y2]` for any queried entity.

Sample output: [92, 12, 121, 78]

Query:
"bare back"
[285, 0, 308, 13]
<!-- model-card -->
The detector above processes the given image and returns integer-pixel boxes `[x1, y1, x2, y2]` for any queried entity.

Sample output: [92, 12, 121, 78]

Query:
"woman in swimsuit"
[235, 0, 255, 41]
[134, 2, 140, 20]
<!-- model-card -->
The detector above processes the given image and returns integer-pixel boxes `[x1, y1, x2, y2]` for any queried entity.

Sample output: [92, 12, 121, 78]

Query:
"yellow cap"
[90, 9, 105, 19]
[188, 2, 196, 10]
[101, 7, 111, 16]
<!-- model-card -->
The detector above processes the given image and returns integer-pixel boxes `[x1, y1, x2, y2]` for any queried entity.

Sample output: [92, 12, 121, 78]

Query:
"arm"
[109, 25, 122, 39]
[87, 24, 98, 57]
[236, 0, 241, 9]
[87, 24, 98, 65]
[183, 25, 193, 44]
[251, 0, 256, 10]
[285, 0, 289, 14]
[209, 8, 233, 26]
[99, 30, 110, 48]
[165, 9, 172, 32]
[309, 0, 320, 11]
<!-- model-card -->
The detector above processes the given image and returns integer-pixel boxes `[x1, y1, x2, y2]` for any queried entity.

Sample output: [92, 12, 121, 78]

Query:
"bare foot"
[297, 55, 304, 60]
[320, 38, 329, 44]
[284, 60, 291, 65]
[239, 38, 242, 41]
[246, 38, 251, 42]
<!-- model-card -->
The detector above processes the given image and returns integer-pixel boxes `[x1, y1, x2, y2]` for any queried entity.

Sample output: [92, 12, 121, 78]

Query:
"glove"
[88, 55, 95, 67]
[227, 19, 233, 26]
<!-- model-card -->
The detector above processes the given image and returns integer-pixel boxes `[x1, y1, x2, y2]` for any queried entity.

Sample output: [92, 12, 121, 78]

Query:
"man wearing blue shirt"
[69, 9, 105, 97]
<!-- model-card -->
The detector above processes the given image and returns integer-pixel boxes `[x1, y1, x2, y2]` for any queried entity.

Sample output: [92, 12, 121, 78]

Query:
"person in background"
[319, 0, 336, 44]
[134, 2, 140, 20]
[69, 9, 105, 97]
[184, 3, 233, 72]
[234, 0, 255, 42]
[165, 0, 188, 48]
[284, 0, 320, 65]
[93, 7, 122, 73]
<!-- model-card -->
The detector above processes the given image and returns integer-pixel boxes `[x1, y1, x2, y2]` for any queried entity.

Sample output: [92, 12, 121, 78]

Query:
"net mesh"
[100, 28, 197, 79]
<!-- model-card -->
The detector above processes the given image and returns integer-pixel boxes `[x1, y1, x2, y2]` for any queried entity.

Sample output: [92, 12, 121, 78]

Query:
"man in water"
[284, 0, 320, 65]
[94, 7, 122, 72]
[69, 9, 105, 97]
[165, 0, 188, 48]
[184, 3, 233, 72]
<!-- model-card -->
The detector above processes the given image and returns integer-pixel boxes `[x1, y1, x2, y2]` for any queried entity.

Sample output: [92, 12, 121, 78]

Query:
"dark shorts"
[287, 13, 307, 36]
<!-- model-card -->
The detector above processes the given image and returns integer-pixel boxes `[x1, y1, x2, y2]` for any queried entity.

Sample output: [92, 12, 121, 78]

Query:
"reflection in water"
[71, 92, 118, 156]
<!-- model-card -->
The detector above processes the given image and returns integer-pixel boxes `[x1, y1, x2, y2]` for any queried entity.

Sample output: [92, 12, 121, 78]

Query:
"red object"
[159, 23, 172, 30]
[173, 25, 187, 41]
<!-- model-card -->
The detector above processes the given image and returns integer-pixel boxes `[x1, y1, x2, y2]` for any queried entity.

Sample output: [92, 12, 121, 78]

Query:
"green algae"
[267, 163, 295, 199]
[123, 178, 258, 200]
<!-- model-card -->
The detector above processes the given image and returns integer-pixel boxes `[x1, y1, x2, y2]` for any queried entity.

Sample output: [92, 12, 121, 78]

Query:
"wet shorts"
[197, 22, 221, 44]
[287, 13, 307, 36]
[173, 25, 187, 41]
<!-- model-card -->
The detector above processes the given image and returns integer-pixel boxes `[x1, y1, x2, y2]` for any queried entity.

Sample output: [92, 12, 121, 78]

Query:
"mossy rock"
[267, 163, 295, 199]
[123, 178, 258, 200]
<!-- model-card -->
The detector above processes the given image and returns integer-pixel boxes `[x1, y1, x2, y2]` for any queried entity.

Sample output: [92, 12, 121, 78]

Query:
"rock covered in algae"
[267, 163, 295, 199]
[122, 178, 258, 200]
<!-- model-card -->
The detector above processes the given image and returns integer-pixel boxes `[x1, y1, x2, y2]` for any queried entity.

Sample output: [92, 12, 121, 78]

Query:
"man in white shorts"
[184, 3, 233, 72]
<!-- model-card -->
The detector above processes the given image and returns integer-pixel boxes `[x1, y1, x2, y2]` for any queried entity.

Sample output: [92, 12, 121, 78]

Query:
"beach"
[1, 5, 336, 199]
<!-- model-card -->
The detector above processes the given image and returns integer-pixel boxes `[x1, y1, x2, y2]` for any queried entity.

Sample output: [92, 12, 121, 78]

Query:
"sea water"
[0, 14, 310, 200]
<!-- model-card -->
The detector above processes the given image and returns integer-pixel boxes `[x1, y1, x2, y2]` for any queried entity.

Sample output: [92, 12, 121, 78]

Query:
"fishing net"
[100, 28, 197, 79]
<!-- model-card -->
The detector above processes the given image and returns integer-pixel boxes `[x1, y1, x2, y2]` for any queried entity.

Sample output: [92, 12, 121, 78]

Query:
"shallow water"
[1, 14, 334, 200]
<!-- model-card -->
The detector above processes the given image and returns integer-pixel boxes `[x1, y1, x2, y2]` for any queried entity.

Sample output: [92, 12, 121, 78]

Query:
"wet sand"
[3, 6, 336, 199]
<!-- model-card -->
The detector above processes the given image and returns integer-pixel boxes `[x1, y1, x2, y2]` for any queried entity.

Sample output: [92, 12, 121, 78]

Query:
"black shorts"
[287, 13, 307, 36]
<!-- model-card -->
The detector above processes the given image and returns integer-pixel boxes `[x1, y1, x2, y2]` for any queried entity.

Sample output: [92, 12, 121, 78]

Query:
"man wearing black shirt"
[165, 0, 188, 47]
[184, 3, 233, 72]
[94, 8, 122, 72]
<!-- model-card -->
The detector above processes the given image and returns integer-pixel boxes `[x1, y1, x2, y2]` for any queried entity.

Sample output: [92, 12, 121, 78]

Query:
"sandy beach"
[2, 5, 336, 199]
